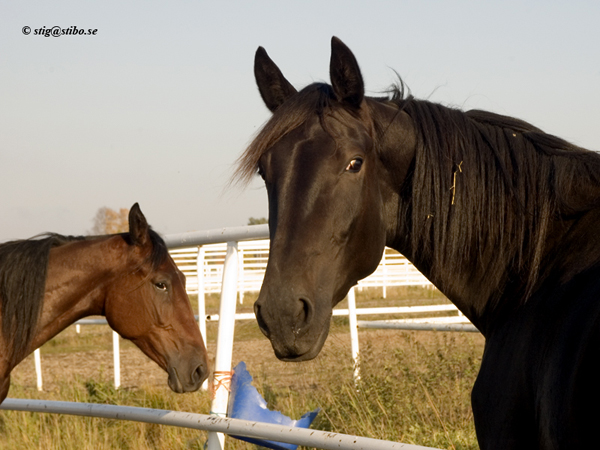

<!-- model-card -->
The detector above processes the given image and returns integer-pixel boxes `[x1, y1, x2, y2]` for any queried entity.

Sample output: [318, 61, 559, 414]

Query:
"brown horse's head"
[240, 38, 416, 361]
[104, 204, 209, 392]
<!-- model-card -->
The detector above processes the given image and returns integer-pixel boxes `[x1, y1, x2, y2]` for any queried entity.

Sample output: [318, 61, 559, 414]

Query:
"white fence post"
[206, 241, 239, 450]
[238, 248, 245, 305]
[196, 246, 208, 391]
[347, 287, 360, 384]
[382, 250, 387, 299]
[34, 349, 42, 391]
[112, 332, 120, 389]
[196, 246, 207, 340]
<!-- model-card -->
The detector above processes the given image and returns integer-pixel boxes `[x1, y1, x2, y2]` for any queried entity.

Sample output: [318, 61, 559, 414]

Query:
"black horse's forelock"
[0, 234, 85, 364]
[389, 87, 600, 305]
[234, 83, 336, 186]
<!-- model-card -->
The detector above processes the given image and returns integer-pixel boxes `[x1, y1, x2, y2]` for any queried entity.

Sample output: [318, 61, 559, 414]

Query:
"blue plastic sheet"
[227, 361, 320, 450]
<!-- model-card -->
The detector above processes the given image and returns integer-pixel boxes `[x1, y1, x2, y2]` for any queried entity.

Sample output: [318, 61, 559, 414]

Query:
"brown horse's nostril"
[192, 363, 206, 386]
[167, 367, 183, 393]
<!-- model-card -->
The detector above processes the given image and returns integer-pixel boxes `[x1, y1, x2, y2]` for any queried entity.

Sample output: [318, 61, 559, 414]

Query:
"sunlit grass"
[1, 287, 482, 450]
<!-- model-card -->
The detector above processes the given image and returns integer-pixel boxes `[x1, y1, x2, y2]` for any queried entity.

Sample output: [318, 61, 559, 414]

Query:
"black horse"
[235, 37, 600, 449]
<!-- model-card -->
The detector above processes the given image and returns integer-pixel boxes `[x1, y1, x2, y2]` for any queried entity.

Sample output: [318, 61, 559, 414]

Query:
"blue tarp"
[227, 361, 320, 450]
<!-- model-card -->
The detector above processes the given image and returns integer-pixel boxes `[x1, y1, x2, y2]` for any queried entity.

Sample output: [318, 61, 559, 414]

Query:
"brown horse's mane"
[0, 228, 168, 365]
[236, 79, 600, 307]
[0, 234, 84, 363]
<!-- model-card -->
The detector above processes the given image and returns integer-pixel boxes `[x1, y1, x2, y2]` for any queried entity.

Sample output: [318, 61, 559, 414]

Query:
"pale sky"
[1, 1, 599, 242]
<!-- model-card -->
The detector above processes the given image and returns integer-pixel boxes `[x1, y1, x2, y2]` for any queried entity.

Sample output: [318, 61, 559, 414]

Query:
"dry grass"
[1, 287, 483, 450]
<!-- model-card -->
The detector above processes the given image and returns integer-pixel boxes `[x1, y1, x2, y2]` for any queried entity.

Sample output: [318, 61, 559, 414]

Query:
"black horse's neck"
[379, 96, 600, 334]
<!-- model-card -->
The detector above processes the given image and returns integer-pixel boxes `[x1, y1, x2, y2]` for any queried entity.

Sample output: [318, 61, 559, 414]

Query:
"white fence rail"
[0, 399, 438, 450]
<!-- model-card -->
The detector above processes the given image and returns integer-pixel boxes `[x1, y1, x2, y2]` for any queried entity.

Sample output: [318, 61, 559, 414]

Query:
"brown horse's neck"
[28, 236, 127, 353]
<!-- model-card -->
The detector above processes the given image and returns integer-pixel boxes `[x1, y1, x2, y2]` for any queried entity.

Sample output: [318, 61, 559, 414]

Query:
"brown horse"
[237, 37, 600, 449]
[0, 203, 208, 403]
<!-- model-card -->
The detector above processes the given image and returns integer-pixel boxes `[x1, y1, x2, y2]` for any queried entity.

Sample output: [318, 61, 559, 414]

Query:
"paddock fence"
[168, 238, 434, 302]
[9, 224, 476, 450]
[30, 225, 472, 392]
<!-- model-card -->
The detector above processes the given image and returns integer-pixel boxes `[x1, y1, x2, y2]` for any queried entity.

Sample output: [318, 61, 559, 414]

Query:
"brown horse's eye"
[345, 158, 363, 173]
[154, 282, 168, 291]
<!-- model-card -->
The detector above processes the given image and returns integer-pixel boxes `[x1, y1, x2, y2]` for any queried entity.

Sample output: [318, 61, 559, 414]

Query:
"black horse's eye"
[345, 158, 363, 173]
[257, 166, 265, 180]
[154, 282, 168, 291]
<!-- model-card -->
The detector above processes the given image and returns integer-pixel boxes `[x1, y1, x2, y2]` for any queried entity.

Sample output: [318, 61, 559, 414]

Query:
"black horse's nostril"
[294, 297, 313, 333]
[254, 302, 270, 337]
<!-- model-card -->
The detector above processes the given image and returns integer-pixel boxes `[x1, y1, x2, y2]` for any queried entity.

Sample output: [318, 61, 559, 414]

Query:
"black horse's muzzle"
[254, 296, 331, 361]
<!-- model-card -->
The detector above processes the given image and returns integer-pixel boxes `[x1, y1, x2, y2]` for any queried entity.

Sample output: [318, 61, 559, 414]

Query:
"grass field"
[1, 287, 484, 450]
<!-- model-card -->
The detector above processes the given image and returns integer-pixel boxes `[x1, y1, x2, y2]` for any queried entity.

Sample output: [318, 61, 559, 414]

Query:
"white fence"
[10, 224, 472, 450]
[169, 239, 432, 302]
[29, 239, 464, 394]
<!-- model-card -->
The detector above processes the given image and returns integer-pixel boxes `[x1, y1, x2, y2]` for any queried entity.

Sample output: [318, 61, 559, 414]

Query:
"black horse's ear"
[254, 46, 298, 112]
[128, 203, 150, 247]
[330, 37, 364, 108]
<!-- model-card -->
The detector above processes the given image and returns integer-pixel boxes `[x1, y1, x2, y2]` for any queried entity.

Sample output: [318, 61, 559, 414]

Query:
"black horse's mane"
[236, 80, 600, 306]
[0, 228, 168, 365]
[388, 84, 600, 305]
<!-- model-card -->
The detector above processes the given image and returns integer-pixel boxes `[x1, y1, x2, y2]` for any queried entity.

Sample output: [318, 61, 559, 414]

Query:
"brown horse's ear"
[128, 203, 150, 247]
[254, 46, 298, 112]
[330, 36, 364, 108]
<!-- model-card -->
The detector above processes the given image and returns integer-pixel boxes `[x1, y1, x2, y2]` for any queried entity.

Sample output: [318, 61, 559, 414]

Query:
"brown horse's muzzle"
[166, 353, 208, 393]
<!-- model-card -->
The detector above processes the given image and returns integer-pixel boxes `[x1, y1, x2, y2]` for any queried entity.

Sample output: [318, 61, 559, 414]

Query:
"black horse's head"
[240, 37, 416, 361]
